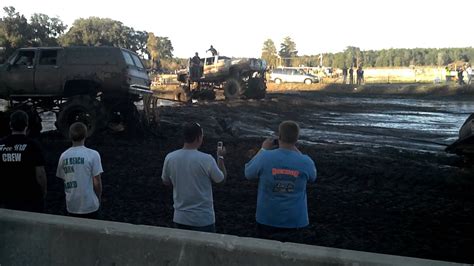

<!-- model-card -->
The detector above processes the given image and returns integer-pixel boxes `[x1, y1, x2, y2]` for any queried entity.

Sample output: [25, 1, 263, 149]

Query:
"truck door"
[35, 49, 61, 95]
[203, 56, 216, 78]
[5, 50, 36, 96]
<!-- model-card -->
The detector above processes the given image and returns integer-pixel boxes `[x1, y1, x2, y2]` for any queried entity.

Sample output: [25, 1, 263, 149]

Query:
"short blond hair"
[69, 122, 87, 141]
[279, 121, 299, 144]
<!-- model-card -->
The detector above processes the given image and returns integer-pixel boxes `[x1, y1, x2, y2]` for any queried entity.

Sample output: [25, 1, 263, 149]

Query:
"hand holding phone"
[217, 141, 225, 158]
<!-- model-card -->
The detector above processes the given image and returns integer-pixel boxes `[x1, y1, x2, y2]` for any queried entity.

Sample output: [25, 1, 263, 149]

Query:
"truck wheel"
[57, 95, 102, 138]
[224, 79, 242, 100]
[0, 111, 9, 138]
[174, 86, 191, 103]
[245, 78, 266, 99]
[26, 109, 42, 137]
[304, 79, 312, 85]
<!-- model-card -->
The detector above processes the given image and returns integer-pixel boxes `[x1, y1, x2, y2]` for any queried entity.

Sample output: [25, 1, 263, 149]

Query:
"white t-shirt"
[56, 146, 103, 214]
[161, 149, 224, 227]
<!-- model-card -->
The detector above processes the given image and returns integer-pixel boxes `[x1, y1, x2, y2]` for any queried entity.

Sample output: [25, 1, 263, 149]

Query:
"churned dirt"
[38, 88, 474, 263]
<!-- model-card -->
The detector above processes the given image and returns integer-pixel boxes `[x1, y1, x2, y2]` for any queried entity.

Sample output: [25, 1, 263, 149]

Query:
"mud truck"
[174, 55, 267, 101]
[0, 46, 158, 137]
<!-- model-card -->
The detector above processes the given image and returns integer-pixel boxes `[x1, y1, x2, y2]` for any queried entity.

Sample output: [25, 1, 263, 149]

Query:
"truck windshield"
[131, 54, 145, 69]
[122, 51, 135, 66]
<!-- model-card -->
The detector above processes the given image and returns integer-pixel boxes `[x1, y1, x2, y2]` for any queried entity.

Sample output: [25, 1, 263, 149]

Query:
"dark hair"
[10, 110, 28, 131]
[279, 120, 299, 144]
[69, 122, 87, 142]
[183, 122, 202, 143]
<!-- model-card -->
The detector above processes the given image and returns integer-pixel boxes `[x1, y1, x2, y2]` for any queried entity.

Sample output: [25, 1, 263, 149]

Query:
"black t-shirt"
[0, 134, 45, 203]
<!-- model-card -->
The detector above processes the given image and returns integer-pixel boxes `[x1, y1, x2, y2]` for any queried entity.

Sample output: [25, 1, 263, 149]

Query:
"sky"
[3, 0, 474, 58]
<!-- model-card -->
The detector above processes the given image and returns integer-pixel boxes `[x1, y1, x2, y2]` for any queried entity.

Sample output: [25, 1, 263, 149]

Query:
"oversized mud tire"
[25, 109, 42, 137]
[245, 78, 266, 99]
[191, 89, 216, 101]
[0, 111, 9, 138]
[57, 95, 105, 138]
[0, 107, 42, 138]
[224, 79, 242, 100]
[174, 86, 191, 103]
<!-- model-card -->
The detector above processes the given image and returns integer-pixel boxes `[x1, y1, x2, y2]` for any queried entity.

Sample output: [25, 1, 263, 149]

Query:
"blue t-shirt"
[244, 148, 317, 228]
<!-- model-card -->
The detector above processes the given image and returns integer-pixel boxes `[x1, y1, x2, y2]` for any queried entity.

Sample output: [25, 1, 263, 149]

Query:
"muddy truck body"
[175, 55, 267, 101]
[0, 46, 158, 137]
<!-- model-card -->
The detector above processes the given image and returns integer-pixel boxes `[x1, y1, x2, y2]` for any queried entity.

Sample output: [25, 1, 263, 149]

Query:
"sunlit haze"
[3, 0, 474, 58]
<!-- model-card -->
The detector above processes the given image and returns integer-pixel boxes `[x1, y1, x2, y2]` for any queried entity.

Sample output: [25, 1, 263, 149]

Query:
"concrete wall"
[0, 209, 469, 266]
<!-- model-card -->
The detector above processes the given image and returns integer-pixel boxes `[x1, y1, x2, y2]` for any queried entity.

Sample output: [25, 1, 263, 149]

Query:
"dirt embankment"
[39, 91, 473, 264]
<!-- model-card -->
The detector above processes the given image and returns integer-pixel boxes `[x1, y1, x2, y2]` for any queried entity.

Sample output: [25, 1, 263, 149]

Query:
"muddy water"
[296, 97, 472, 152]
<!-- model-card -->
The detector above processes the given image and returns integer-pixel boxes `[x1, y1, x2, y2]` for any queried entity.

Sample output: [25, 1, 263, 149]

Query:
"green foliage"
[261, 39, 278, 68]
[0, 6, 32, 55]
[60, 17, 137, 49]
[30, 13, 66, 46]
[279, 36, 298, 67]
[146, 32, 174, 72]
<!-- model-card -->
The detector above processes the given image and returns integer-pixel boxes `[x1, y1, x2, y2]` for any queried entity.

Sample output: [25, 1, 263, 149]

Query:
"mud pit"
[36, 91, 473, 263]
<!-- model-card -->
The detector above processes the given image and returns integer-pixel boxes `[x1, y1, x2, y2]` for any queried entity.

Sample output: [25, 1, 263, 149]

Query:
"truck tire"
[174, 86, 191, 103]
[0, 111, 9, 138]
[56, 95, 103, 138]
[245, 78, 266, 99]
[224, 79, 242, 100]
[304, 78, 312, 85]
[191, 89, 216, 101]
[25, 109, 42, 137]
[0, 107, 42, 138]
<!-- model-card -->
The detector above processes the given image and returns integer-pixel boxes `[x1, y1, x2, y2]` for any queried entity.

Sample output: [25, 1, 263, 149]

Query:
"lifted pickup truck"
[0, 46, 156, 137]
[175, 55, 267, 101]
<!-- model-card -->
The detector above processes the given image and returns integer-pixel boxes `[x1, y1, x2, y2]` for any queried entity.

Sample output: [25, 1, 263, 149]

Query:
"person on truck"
[207, 45, 218, 56]
[191, 52, 201, 80]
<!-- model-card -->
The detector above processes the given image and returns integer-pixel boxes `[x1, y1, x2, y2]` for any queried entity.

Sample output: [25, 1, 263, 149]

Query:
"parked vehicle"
[269, 68, 319, 85]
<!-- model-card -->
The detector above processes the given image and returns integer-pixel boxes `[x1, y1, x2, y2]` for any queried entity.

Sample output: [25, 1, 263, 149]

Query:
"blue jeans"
[173, 222, 216, 233]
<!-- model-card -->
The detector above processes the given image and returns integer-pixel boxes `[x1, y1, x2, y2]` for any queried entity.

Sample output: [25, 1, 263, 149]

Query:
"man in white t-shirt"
[56, 122, 103, 219]
[161, 122, 226, 233]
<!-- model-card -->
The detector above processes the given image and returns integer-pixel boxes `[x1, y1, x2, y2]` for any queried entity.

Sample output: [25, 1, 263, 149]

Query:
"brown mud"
[38, 90, 473, 263]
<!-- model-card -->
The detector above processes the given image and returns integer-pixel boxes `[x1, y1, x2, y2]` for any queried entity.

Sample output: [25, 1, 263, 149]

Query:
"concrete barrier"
[0, 209, 469, 266]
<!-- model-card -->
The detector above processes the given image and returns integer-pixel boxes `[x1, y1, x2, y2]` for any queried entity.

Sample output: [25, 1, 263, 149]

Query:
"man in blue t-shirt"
[245, 121, 317, 242]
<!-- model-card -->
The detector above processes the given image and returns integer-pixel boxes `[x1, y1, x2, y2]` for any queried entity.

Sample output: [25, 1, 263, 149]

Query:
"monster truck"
[174, 55, 267, 102]
[0, 46, 158, 138]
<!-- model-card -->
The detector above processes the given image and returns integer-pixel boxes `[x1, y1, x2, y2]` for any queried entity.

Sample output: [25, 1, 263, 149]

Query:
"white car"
[269, 68, 319, 84]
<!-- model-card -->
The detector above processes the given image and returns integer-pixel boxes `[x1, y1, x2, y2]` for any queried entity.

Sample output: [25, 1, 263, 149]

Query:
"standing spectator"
[161, 122, 227, 233]
[349, 67, 354, 85]
[0, 110, 47, 212]
[458, 67, 465, 85]
[361, 68, 365, 84]
[356, 66, 362, 85]
[56, 122, 103, 219]
[206, 45, 218, 56]
[342, 66, 348, 84]
[466, 65, 472, 85]
[245, 121, 317, 242]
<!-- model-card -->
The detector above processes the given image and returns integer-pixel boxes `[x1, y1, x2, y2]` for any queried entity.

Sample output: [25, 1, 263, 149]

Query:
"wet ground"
[19, 90, 474, 263]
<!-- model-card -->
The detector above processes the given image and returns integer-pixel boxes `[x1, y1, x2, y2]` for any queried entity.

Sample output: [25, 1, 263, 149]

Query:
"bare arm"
[217, 157, 227, 181]
[216, 146, 227, 182]
[35, 166, 47, 198]
[93, 175, 102, 203]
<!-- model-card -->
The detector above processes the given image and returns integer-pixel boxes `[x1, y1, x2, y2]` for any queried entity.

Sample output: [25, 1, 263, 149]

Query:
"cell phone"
[217, 141, 223, 149]
[272, 139, 279, 147]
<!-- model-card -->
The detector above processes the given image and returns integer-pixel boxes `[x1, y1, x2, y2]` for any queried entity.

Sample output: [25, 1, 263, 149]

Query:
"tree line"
[261, 37, 474, 69]
[0, 6, 178, 71]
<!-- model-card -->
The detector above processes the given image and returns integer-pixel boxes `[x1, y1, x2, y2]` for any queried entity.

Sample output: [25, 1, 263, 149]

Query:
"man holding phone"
[161, 122, 226, 233]
[245, 121, 317, 242]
